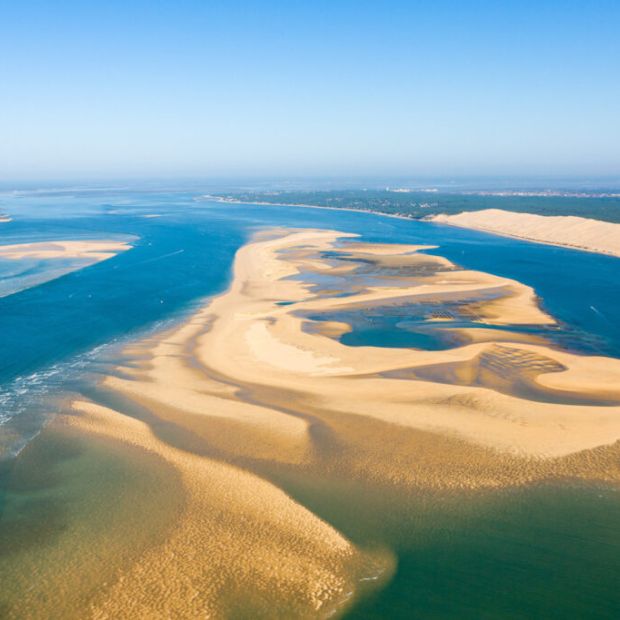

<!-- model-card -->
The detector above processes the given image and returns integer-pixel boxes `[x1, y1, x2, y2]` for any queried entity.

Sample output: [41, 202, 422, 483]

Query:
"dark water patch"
[320, 247, 453, 279]
[253, 466, 620, 620]
[305, 297, 609, 357]
[0, 431, 82, 557]
[341, 322, 463, 350]
[0, 496, 67, 558]
[345, 484, 620, 619]
[304, 300, 494, 351]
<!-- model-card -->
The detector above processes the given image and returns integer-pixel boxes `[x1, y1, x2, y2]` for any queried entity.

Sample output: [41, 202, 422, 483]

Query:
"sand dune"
[431, 209, 620, 257]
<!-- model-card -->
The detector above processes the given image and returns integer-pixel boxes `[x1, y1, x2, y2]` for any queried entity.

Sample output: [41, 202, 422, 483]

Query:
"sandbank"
[65, 400, 378, 618]
[96, 227, 620, 468]
[0, 239, 132, 261]
[0, 238, 134, 299]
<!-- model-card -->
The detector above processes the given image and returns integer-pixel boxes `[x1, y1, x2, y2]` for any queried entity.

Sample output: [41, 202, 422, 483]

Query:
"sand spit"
[99, 227, 620, 464]
[0, 239, 132, 261]
[431, 209, 620, 258]
[92, 228, 620, 470]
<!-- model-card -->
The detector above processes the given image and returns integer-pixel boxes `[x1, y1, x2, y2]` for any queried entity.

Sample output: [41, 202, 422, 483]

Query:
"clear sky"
[1, 0, 619, 180]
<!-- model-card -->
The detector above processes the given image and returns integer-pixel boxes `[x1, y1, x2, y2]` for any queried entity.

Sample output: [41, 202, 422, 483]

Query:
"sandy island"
[431, 209, 620, 258]
[0, 239, 132, 261]
[6, 228, 620, 618]
[0, 239, 134, 298]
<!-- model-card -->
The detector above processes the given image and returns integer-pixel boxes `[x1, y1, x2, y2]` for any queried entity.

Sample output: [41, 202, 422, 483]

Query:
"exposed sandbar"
[98, 227, 620, 466]
[187, 229, 620, 459]
[65, 400, 379, 618]
[0, 239, 132, 261]
[0, 238, 134, 298]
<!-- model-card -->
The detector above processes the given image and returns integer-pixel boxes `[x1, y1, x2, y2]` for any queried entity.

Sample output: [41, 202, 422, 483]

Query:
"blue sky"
[1, 1, 618, 180]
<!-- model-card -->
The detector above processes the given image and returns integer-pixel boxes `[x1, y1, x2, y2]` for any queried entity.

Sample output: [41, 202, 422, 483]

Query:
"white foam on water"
[0, 310, 197, 459]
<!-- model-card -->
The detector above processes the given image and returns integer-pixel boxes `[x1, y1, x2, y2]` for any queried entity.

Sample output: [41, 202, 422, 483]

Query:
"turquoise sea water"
[1, 189, 620, 617]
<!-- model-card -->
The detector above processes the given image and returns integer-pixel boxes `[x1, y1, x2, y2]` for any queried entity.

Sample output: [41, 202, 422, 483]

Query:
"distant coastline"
[201, 194, 418, 222]
[203, 195, 620, 258]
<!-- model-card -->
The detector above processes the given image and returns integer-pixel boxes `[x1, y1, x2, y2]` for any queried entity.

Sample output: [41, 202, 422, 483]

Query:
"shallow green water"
[264, 471, 620, 619]
[0, 416, 182, 617]
[349, 487, 620, 619]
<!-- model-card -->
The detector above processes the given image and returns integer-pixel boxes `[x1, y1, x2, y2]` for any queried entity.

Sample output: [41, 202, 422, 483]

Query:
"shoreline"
[200, 194, 419, 223]
[203, 196, 620, 258]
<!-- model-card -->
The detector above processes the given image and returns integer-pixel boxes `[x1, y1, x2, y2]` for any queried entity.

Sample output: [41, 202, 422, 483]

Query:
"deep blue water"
[0, 190, 619, 450]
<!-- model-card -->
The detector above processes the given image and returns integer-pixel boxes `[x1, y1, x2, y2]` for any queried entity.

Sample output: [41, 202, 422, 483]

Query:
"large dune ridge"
[431, 208, 620, 257]
[4, 227, 620, 618]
